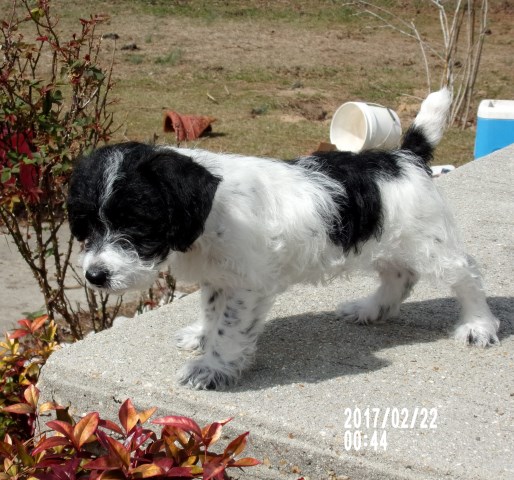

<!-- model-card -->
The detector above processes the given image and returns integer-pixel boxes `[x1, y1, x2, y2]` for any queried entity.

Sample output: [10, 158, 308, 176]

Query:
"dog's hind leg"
[338, 264, 419, 325]
[176, 284, 275, 390]
[445, 256, 500, 346]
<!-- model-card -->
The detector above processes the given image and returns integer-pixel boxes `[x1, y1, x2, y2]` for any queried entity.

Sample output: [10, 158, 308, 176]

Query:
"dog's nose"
[85, 267, 109, 288]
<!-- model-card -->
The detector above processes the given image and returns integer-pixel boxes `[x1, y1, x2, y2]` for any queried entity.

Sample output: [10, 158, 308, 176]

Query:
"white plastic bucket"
[330, 102, 402, 152]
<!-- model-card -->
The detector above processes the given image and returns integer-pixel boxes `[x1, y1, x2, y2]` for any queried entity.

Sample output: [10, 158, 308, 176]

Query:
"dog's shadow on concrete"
[235, 296, 513, 391]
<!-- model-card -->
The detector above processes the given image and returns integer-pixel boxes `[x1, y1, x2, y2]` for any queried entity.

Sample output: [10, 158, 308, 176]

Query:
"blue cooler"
[474, 99, 514, 159]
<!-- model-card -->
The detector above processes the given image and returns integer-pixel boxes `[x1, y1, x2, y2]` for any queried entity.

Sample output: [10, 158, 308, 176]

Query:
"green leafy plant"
[0, 397, 260, 479]
[0, 0, 119, 339]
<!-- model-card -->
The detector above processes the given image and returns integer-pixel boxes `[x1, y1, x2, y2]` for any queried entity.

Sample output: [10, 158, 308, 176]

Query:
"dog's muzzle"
[85, 266, 110, 288]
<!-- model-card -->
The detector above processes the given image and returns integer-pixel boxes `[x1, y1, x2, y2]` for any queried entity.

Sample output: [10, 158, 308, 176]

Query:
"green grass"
[437, 128, 478, 167]
[155, 48, 183, 66]
[133, 0, 357, 26]
[124, 53, 145, 65]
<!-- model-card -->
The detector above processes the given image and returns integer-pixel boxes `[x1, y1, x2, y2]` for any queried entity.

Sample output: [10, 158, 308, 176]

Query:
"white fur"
[81, 234, 158, 294]
[166, 149, 347, 292]
[99, 150, 124, 221]
[412, 88, 452, 146]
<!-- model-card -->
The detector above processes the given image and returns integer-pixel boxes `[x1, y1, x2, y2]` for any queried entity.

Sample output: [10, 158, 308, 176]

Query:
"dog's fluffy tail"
[401, 88, 452, 164]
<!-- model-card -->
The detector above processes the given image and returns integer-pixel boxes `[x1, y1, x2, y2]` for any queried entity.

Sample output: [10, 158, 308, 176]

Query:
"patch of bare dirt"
[286, 98, 328, 121]
[90, 12, 421, 77]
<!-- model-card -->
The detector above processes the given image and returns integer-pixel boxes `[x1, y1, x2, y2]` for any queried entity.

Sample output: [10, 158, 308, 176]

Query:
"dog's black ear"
[141, 149, 221, 252]
[67, 150, 104, 242]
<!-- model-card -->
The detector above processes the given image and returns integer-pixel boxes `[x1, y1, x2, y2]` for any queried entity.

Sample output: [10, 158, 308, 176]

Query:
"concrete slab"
[38, 145, 514, 480]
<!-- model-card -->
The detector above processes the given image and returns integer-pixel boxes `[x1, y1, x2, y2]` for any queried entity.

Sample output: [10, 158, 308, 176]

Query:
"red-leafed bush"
[0, 0, 120, 339]
[1, 396, 260, 480]
[0, 314, 58, 440]
[0, 318, 260, 479]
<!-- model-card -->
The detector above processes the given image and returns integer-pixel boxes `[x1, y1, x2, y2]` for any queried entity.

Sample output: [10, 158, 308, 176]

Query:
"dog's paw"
[454, 318, 500, 347]
[175, 323, 205, 352]
[338, 299, 398, 325]
[177, 357, 238, 390]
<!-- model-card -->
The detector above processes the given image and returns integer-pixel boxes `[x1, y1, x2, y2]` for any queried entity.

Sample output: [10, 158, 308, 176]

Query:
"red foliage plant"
[0, 0, 119, 339]
[1, 309, 259, 479]
[0, 314, 57, 440]
[0, 396, 260, 479]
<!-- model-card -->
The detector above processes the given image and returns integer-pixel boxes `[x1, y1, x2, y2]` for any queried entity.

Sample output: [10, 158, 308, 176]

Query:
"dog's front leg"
[177, 284, 275, 390]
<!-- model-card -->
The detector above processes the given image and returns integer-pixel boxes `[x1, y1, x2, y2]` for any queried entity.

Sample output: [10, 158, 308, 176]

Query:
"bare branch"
[411, 21, 431, 92]
[349, 0, 488, 127]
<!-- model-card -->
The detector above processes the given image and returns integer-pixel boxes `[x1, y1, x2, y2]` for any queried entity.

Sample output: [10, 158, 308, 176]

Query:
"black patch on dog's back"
[296, 150, 404, 253]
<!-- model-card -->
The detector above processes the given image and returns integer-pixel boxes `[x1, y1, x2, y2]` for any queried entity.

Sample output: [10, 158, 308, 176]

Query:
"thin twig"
[411, 21, 431, 93]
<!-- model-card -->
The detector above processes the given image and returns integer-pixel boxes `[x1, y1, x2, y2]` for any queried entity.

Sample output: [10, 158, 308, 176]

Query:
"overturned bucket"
[330, 102, 402, 152]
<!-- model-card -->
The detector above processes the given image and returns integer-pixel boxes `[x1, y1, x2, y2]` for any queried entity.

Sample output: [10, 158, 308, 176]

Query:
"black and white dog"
[68, 89, 500, 389]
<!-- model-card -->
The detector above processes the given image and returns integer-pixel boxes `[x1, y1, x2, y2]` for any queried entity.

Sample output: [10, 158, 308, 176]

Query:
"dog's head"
[67, 142, 220, 293]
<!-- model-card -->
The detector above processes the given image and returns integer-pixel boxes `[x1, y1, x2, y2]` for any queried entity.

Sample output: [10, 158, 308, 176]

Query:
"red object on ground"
[163, 111, 216, 142]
